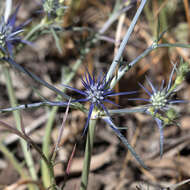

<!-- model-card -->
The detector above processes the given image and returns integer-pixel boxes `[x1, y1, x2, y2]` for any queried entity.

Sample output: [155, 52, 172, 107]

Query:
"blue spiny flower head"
[63, 70, 137, 136]
[141, 65, 184, 115]
[0, 5, 30, 57]
[63, 70, 149, 169]
[130, 65, 186, 157]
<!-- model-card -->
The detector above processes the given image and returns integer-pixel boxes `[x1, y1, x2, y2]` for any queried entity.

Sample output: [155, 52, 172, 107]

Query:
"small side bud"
[165, 108, 178, 125]
[42, 0, 67, 20]
[175, 60, 190, 86]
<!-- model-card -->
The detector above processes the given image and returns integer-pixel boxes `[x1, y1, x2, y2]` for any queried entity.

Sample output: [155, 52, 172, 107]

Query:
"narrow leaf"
[51, 27, 62, 54]
[4, 58, 70, 100]
[103, 117, 148, 169]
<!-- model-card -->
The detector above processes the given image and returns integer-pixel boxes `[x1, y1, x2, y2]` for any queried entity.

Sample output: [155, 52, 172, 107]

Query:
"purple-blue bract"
[0, 5, 30, 57]
[63, 71, 149, 169]
[63, 70, 136, 136]
[129, 66, 185, 157]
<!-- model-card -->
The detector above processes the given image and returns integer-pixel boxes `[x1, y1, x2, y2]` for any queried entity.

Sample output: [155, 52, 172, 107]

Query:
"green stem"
[110, 42, 190, 89]
[41, 106, 58, 188]
[0, 141, 28, 179]
[41, 57, 83, 188]
[144, 2, 155, 36]
[2, 65, 37, 190]
[106, 0, 148, 80]
[159, 0, 167, 32]
[80, 119, 96, 190]
[24, 17, 49, 42]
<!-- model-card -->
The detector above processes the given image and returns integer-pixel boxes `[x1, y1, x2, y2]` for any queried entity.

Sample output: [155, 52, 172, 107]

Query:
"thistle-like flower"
[130, 66, 185, 157]
[63, 71, 136, 135]
[63, 70, 148, 169]
[0, 5, 30, 57]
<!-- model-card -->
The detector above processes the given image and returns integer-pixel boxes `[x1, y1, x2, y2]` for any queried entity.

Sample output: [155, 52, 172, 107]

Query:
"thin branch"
[107, 0, 148, 80]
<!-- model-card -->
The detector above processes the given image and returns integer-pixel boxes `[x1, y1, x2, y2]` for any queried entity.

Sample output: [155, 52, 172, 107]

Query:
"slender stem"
[24, 22, 44, 41]
[0, 101, 64, 113]
[0, 141, 28, 178]
[98, 4, 133, 35]
[2, 65, 37, 190]
[110, 42, 190, 88]
[167, 179, 190, 189]
[144, 1, 154, 34]
[159, 0, 167, 32]
[5, 58, 70, 100]
[41, 106, 58, 188]
[107, 106, 147, 115]
[107, 0, 148, 80]
[184, 0, 190, 29]
[0, 141, 36, 190]
[24, 17, 50, 42]
[4, 0, 12, 22]
[51, 99, 71, 162]
[41, 26, 100, 187]
[41, 56, 83, 188]
[0, 118, 56, 190]
[80, 119, 96, 190]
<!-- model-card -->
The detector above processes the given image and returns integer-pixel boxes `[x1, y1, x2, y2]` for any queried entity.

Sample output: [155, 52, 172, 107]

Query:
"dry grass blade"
[66, 143, 76, 175]
[4, 179, 45, 190]
[183, 0, 190, 29]
[0, 120, 50, 166]
[51, 98, 71, 161]
[163, 179, 190, 190]
[20, 114, 26, 135]
[0, 120, 26, 141]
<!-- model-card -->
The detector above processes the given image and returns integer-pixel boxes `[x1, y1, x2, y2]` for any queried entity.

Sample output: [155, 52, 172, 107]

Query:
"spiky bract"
[0, 5, 30, 57]
[129, 66, 185, 157]
[63, 71, 136, 135]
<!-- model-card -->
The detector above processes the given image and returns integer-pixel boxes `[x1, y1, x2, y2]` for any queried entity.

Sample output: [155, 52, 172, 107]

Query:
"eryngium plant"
[63, 70, 147, 169]
[129, 63, 188, 156]
[0, 5, 30, 57]
[63, 70, 136, 135]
